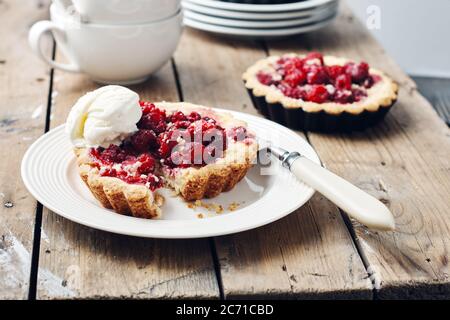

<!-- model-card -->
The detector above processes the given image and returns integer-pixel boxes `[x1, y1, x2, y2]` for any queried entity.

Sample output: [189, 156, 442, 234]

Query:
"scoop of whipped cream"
[66, 85, 142, 148]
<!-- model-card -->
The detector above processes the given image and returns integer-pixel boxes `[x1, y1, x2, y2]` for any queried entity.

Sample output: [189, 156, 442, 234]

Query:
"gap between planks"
[28, 42, 56, 300]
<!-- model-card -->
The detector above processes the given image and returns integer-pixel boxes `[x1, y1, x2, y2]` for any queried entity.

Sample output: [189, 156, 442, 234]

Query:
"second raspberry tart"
[243, 52, 398, 132]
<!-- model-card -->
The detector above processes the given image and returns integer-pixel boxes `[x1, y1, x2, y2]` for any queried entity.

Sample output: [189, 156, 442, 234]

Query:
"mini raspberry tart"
[243, 52, 398, 132]
[74, 102, 257, 219]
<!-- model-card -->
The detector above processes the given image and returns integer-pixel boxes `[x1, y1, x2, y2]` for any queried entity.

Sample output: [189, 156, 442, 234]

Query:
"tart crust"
[75, 148, 164, 219]
[74, 103, 258, 217]
[243, 54, 398, 132]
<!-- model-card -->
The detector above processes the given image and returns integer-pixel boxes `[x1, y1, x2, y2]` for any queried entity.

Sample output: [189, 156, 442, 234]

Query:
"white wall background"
[346, 0, 450, 78]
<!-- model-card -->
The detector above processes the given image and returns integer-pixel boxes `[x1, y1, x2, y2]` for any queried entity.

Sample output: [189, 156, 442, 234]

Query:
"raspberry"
[344, 62, 369, 83]
[282, 57, 304, 73]
[306, 85, 329, 103]
[306, 65, 329, 85]
[157, 132, 179, 158]
[138, 107, 167, 133]
[284, 69, 306, 87]
[169, 111, 187, 123]
[334, 74, 352, 90]
[276, 57, 289, 66]
[363, 75, 376, 88]
[326, 65, 345, 80]
[333, 90, 354, 104]
[352, 88, 367, 102]
[173, 120, 191, 129]
[188, 119, 217, 143]
[98, 144, 127, 164]
[278, 83, 305, 99]
[129, 129, 157, 153]
[304, 52, 324, 65]
[256, 72, 274, 86]
[281, 85, 306, 99]
[158, 141, 170, 159]
[99, 168, 117, 177]
[139, 101, 156, 115]
[136, 153, 155, 175]
[187, 111, 201, 122]
[371, 74, 382, 83]
[145, 175, 162, 191]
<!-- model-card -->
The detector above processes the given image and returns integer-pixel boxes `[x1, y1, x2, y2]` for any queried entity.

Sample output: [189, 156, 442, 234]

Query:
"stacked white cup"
[29, 0, 183, 84]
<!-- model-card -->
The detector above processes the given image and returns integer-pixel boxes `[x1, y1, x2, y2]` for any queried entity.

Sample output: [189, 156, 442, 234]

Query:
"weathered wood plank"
[0, 0, 52, 299]
[36, 58, 219, 299]
[174, 29, 372, 298]
[266, 5, 450, 298]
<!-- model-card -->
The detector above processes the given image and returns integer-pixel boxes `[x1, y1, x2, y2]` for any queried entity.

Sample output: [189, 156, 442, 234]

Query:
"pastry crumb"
[187, 202, 195, 209]
[187, 200, 223, 213]
[228, 202, 240, 211]
[197, 213, 204, 219]
[214, 204, 224, 214]
[187, 200, 242, 213]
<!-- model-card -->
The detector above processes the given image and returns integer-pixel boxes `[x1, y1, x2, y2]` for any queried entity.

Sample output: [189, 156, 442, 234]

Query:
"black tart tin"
[246, 88, 395, 133]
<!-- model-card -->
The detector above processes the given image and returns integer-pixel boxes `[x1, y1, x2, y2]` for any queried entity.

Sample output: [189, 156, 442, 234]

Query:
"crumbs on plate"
[187, 200, 244, 215]
[227, 202, 240, 211]
[188, 200, 224, 214]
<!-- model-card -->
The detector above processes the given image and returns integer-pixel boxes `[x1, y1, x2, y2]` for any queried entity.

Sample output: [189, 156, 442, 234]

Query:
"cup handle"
[29, 20, 80, 73]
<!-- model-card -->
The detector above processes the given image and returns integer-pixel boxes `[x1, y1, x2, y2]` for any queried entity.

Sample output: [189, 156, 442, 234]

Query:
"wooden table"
[1, 0, 449, 300]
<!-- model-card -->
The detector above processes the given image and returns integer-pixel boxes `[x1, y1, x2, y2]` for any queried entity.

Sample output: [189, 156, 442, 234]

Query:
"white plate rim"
[181, 1, 337, 20]
[184, 0, 336, 13]
[21, 109, 321, 239]
[183, 6, 337, 28]
[184, 13, 336, 37]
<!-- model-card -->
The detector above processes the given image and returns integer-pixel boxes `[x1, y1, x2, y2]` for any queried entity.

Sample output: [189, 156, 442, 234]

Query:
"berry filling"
[255, 52, 381, 104]
[89, 103, 253, 189]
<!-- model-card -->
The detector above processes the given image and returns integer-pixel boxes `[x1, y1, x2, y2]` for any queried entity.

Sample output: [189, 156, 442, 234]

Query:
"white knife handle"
[289, 156, 395, 231]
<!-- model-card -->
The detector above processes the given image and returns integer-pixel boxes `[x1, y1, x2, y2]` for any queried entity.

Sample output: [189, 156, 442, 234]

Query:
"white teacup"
[29, 4, 183, 84]
[67, 0, 181, 24]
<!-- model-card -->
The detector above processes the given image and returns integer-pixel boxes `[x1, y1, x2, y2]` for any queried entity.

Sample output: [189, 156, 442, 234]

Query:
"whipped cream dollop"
[66, 85, 142, 148]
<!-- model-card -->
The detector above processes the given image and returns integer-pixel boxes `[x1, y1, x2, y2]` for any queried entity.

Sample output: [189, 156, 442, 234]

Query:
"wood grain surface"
[0, 0, 52, 300]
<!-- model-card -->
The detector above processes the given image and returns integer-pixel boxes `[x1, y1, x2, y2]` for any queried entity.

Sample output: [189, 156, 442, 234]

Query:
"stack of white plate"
[182, 0, 339, 38]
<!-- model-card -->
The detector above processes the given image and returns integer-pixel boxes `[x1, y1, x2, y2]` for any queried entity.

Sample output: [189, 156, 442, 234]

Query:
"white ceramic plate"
[21, 110, 320, 239]
[185, 0, 335, 12]
[184, 6, 337, 28]
[181, 1, 337, 20]
[184, 14, 336, 37]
